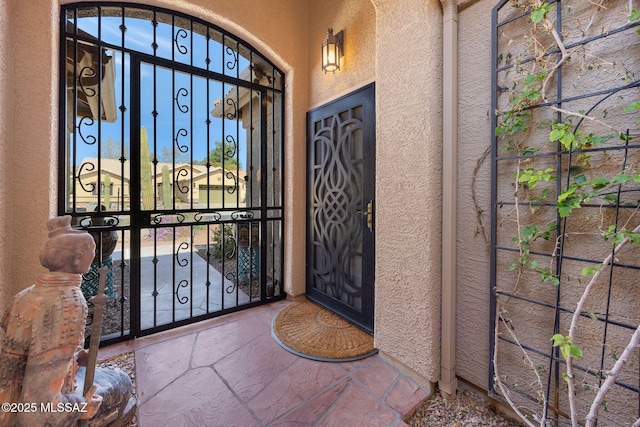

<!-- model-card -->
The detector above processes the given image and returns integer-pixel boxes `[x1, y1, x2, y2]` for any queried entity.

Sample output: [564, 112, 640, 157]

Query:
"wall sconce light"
[322, 28, 343, 74]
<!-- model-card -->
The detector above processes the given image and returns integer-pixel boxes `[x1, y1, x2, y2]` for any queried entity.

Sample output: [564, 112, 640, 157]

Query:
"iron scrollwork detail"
[175, 168, 189, 194]
[225, 170, 237, 194]
[76, 162, 96, 193]
[194, 212, 222, 222]
[174, 28, 188, 55]
[175, 128, 189, 153]
[78, 66, 97, 98]
[175, 280, 189, 304]
[225, 98, 237, 120]
[231, 210, 255, 220]
[175, 87, 189, 113]
[225, 272, 237, 294]
[77, 116, 97, 145]
[225, 46, 237, 71]
[225, 135, 237, 158]
[175, 241, 189, 267]
[78, 215, 120, 229]
[151, 213, 186, 225]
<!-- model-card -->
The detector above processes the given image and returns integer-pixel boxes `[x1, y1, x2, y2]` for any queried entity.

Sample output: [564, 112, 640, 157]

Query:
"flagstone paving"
[100, 300, 432, 426]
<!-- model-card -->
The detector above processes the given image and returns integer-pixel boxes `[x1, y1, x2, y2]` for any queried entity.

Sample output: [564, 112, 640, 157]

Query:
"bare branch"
[585, 324, 640, 426]
[583, 0, 607, 34]
[472, 145, 491, 248]
[493, 310, 542, 427]
[567, 223, 640, 426]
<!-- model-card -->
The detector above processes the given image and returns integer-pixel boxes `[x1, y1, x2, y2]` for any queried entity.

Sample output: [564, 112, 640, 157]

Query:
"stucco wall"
[307, 0, 376, 109]
[455, 0, 493, 389]
[1, 0, 309, 302]
[5, 0, 59, 305]
[0, 0, 11, 318]
[372, 0, 443, 384]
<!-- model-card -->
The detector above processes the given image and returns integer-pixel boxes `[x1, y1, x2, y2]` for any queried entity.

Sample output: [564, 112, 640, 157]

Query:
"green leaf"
[549, 128, 564, 141]
[560, 132, 576, 149]
[568, 165, 583, 175]
[531, 3, 552, 24]
[551, 334, 565, 346]
[551, 334, 582, 361]
[624, 101, 640, 113]
[558, 205, 573, 217]
[613, 174, 634, 184]
[625, 231, 640, 244]
[569, 345, 583, 360]
[620, 132, 634, 142]
[574, 174, 587, 185]
[613, 233, 626, 245]
[558, 185, 576, 202]
[592, 177, 610, 190]
[581, 264, 602, 276]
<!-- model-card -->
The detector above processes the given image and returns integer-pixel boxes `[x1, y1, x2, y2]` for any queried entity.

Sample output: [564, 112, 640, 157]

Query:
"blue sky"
[72, 14, 251, 170]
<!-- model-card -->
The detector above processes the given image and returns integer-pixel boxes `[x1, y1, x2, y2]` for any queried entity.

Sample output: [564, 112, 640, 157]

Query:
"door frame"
[305, 83, 376, 333]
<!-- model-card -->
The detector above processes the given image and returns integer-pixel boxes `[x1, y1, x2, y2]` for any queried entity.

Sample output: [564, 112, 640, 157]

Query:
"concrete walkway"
[113, 244, 249, 331]
[100, 300, 432, 427]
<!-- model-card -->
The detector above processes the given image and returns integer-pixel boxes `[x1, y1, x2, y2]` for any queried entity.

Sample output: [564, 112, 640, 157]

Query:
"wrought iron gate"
[491, 1, 640, 425]
[59, 3, 285, 344]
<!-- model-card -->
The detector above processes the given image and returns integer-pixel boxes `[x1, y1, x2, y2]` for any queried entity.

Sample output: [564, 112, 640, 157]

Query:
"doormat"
[271, 299, 377, 362]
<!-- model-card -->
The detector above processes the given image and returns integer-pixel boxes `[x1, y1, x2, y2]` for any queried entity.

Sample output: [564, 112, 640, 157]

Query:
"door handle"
[357, 201, 374, 231]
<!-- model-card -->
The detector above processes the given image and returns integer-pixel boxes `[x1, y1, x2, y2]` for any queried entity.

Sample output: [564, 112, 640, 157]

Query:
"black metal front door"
[306, 83, 375, 333]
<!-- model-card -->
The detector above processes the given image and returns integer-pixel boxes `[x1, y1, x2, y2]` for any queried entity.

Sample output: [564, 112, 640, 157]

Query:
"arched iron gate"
[59, 3, 285, 344]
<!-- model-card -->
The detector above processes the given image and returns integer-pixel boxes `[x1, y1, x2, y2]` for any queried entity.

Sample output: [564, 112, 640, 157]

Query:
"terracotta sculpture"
[0, 216, 134, 427]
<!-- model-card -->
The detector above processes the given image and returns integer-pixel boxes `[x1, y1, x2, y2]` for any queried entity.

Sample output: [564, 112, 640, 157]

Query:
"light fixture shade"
[322, 28, 340, 73]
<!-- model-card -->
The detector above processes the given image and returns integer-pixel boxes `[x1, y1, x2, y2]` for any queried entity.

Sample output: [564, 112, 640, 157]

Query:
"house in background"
[74, 159, 246, 210]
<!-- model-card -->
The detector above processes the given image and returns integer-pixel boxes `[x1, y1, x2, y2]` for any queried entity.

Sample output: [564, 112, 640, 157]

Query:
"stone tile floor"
[100, 299, 432, 427]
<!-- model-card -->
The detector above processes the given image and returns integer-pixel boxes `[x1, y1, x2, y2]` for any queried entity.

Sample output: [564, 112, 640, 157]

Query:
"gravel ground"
[408, 387, 524, 427]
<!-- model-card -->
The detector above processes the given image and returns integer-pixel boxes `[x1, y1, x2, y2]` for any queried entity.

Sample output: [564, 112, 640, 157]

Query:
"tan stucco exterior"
[0, 0, 559, 402]
[456, 0, 493, 389]
[0, 0, 10, 319]
[307, 0, 376, 109]
[372, 0, 443, 384]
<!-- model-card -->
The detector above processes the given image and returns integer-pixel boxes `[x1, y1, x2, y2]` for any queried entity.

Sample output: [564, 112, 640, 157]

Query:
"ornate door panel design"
[306, 83, 375, 332]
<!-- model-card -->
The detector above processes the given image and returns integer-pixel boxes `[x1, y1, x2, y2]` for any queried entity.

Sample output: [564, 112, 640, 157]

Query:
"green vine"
[493, 2, 640, 426]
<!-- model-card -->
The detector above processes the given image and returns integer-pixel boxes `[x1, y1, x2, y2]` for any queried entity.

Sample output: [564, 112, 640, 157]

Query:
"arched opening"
[59, 2, 285, 343]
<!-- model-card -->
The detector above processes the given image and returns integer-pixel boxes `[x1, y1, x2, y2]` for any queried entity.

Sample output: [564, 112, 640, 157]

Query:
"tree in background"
[140, 127, 154, 210]
[101, 136, 130, 160]
[103, 174, 111, 209]
[161, 165, 172, 209]
[198, 139, 242, 170]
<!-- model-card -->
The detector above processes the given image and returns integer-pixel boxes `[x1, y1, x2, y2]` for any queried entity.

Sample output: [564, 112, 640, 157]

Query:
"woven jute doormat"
[271, 299, 377, 362]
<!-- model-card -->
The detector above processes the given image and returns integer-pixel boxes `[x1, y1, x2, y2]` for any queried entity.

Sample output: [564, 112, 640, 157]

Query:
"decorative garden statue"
[0, 216, 134, 427]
